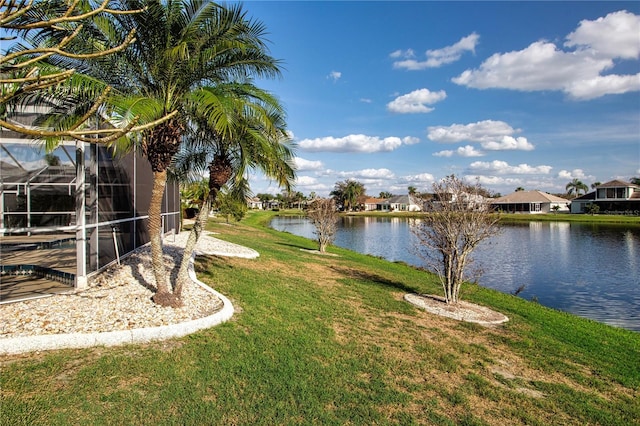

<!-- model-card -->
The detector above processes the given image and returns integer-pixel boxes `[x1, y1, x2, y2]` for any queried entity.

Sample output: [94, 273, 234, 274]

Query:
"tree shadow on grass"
[275, 241, 317, 251]
[329, 265, 421, 295]
[194, 254, 235, 274]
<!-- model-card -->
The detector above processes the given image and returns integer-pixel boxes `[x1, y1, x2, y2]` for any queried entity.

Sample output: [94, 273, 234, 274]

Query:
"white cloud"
[471, 175, 524, 188]
[457, 145, 485, 157]
[469, 160, 552, 175]
[387, 88, 447, 113]
[565, 10, 640, 60]
[324, 168, 396, 181]
[557, 169, 590, 180]
[294, 157, 324, 171]
[299, 134, 417, 153]
[428, 120, 516, 143]
[481, 136, 534, 151]
[403, 136, 420, 145]
[296, 176, 318, 186]
[393, 33, 479, 70]
[327, 71, 342, 82]
[402, 173, 435, 183]
[434, 145, 484, 157]
[453, 10, 640, 100]
[360, 98, 373, 103]
[390, 49, 415, 59]
[428, 120, 534, 152]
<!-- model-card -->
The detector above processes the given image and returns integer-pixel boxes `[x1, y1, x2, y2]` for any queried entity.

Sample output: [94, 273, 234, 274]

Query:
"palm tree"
[5, 1, 288, 306]
[566, 179, 588, 197]
[591, 182, 602, 190]
[96, 1, 284, 306]
[331, 179, 365, 211]
[170, 82, 294, 297]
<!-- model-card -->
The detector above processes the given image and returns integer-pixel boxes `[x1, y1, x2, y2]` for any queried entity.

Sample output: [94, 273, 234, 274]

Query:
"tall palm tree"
[88, 1, 284, 306]
[566, 179, 588, 197]
[7, 1, 286, 306]
[171, 82, 295, 297]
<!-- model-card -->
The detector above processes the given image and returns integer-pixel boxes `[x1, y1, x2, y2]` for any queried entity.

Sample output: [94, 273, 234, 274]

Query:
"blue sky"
[242, 1, 640, 197]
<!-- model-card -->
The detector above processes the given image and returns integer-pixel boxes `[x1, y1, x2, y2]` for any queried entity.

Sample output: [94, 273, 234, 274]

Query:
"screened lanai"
[1, 112, 180, 303]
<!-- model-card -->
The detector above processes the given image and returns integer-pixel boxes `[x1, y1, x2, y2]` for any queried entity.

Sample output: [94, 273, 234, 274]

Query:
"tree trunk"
[149, 170, 182, 307]
[174, 192, 211, 298]
[174, 154, 232, 297]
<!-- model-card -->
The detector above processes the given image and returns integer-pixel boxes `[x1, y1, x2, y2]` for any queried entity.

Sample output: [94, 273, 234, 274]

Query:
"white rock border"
[0, 253, 234, 356]
[404, 293, 509, 326]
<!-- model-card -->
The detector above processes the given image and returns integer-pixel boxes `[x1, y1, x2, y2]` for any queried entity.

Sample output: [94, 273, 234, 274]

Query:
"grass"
[1, 210, 639, 425]
[343, 210, 640, 225]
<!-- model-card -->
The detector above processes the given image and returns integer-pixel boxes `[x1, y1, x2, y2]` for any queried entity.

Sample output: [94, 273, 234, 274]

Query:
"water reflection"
[271, 216, 640, 332]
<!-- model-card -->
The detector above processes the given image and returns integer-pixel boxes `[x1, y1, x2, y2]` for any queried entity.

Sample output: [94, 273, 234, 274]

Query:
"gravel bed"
[0, 232, 257, 339]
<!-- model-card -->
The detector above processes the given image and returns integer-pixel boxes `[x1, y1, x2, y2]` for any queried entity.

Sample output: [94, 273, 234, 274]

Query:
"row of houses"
[248, 179, 640, 215]
[492, 180, 639, 214]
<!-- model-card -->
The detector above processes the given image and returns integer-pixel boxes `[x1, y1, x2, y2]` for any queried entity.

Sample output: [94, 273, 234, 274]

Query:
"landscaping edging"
[0, 255, 234, 356]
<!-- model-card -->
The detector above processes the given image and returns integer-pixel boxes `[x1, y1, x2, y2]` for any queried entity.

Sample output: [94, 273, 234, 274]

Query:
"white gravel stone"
[0, 232, 256, 352]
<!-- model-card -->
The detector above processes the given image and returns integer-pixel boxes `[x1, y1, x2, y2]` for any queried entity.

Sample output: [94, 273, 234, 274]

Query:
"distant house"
[363, 197, 386, 211]
[491, 190, 570, 214]
[380, 195, 422, 212]
[571, 180, 640, 214]
[426, 191, 488, 211]
[247, 197, 264, 209]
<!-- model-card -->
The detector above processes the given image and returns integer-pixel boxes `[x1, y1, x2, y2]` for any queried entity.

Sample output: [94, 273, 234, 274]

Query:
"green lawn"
[344, 210, 640, 226]
[1, 210, 638, 425]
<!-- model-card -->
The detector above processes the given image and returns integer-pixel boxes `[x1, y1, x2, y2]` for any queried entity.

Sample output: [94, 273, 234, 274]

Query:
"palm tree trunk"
[174, 191, 211, 297]
[149, 170, 182, 307]
[174, 154, 232, 297]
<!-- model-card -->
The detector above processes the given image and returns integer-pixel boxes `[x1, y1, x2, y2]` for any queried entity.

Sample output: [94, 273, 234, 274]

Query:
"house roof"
[597, 179, 637, 188]
[491, 190, 569, 204]
[388, 194, 421, 205]
[364, 197, 385, 204]
[597, 179, 640, 189]
[572, 191, 596, 201]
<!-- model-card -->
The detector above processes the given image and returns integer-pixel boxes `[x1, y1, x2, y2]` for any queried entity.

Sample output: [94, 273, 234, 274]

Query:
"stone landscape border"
[404, 293, 509, 326]
[0, 255, 234, 356]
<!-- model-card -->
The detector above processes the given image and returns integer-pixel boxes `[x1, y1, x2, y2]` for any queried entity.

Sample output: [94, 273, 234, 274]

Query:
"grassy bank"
[344, 210, 640, 225]
[2, 210, 638, 425]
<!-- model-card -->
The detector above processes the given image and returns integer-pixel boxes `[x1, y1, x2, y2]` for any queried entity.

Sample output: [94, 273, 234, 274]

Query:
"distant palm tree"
[566, 179, 588, 197]
[630, 177, 640, 186]
[591, 182, 601, 190]
[331, 180, 365, 211]
[408, 186, 417, 195]
[515, 187, 525, 192]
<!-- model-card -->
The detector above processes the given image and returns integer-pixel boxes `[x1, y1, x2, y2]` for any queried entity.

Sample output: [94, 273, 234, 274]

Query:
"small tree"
[585, 203, 600, 215]
[216, 190, 247, 223]
[307, 198, 338, 252]
[411, 175, 501, 304]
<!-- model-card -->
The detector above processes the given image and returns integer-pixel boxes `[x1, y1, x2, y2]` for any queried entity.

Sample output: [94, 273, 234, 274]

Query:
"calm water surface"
[271, 216, 640, 332]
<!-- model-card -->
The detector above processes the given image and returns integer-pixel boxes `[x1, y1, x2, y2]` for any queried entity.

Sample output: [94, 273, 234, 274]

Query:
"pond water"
[271, 216, 640, 332]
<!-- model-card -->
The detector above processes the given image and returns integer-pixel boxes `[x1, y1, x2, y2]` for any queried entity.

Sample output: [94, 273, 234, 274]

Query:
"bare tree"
[411, 175, 500, 304]
[307, 198, 338, 252]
